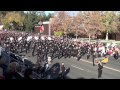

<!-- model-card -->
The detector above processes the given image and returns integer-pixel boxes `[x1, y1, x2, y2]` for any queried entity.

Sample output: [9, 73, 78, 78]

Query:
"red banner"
[40, 25, 44, 33]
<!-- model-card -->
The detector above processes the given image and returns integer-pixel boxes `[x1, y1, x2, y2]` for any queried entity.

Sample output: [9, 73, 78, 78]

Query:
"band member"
[26, 36, 32, 53]
[32, 42, 36, 56]
[97, 60, 103, 78]
[92, 46, 97, 66]
[114, 50, 119, 60]
[48, 57, 52, 64]
[10, 37, 14, 43]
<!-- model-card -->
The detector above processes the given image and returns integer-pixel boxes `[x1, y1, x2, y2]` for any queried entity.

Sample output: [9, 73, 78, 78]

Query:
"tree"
[51, 11, 72, 36]
[23, 11, 38, 32]
[23, 11, 52, 32]
[47, 13, 53, 20]
[101, 11, 119, 40]
[72, 12, 85, 39]
[2, 11, 25, 30]
[0, 11, 11, 23]
[62, 14, 73, 35]
[82, 11, 104, 41]
[36, 11, 53, 22]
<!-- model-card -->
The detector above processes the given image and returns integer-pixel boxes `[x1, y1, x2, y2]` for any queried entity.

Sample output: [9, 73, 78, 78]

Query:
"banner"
[40, 25, 44, 33]
[101, 58, 109, 63]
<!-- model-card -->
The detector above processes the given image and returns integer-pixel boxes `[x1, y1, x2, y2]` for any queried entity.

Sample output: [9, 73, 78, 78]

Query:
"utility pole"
[49, 21, 51, 36]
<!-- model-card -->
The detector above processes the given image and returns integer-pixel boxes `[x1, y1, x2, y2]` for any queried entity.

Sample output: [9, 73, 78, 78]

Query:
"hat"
[48, 57, 51, 61]
[62, 62, 64, 65]
[48, 56, 51, 59]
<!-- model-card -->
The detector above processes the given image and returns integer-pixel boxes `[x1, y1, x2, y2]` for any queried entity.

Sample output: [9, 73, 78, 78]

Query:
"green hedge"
[54, 31, 64, 37]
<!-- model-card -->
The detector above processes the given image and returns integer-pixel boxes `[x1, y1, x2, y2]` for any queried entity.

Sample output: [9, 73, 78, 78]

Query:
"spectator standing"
[24, 68, 33, 79]
[4, 62, 18, 79]
[14, 65, 24, 79]
[60, 62, 66, 79]
[0, 58, 8, 75]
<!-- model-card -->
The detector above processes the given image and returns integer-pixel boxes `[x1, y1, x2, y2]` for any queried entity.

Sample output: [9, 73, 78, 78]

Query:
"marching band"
[0, 30, 120, 79]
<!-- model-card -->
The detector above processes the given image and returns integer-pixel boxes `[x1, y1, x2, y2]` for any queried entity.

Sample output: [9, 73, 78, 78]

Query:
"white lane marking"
[103, 66, 120, 73]
[71, 65, 84, 70]
[72, 57, 93, 64]
[80, 59, 93, 64]
[71, 65, 97, 74]
[85, 69, 97, 74]
[80, 59, 120, 73]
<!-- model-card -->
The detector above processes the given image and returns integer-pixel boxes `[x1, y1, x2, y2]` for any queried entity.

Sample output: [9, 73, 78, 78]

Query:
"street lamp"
[49, 18, 53, 36]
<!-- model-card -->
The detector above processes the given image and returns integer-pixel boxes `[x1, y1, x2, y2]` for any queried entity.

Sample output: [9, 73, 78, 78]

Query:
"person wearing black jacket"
[77, 46, 84, 61]
[24, 68, 33, 79]
[114, 51, 119, 60]
[92, 46, 96, 66]
[60, 62, 66, 79]
[97, 60, 103, 78]
[13, 65, 24, 79]
[32, 42, 36, 56]
[87, 47, 91, 59]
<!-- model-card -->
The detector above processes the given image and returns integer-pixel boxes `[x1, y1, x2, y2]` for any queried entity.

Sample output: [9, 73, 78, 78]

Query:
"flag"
[101, 57, 109, 63]
[40, 25, 44, 33]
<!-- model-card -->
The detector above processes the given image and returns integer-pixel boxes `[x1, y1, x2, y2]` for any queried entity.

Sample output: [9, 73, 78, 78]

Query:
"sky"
[45, 11, 54, 15]
[24, 11, 79, 16]
[24, 11, 120, 16]
[45, 11, 79, 16]
[45, 11, 120, 16]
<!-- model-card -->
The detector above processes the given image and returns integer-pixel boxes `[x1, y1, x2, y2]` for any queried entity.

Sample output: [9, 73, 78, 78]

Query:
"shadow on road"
[76, 77, 95, 79]
[64, 76, 96, 79]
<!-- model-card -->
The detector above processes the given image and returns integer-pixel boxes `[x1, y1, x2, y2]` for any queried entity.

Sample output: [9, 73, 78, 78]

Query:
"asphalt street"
[20, 50, 120, 79]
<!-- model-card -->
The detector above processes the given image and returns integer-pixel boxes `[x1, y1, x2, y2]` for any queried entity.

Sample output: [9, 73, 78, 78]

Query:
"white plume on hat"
[18, 37, 22, 41]
[10, 37, 14, 41]
[48, 57, 52, 62]
[62, 62, 64, 65]
[34, 36, 39, 40]
[48, 37, 52, 40]
[27, 36, 32, 41]
[41, 36, 45, 40]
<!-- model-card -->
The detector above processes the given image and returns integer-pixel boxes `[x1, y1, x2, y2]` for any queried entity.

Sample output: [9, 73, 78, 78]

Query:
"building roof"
[43, 21, 49, 24]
